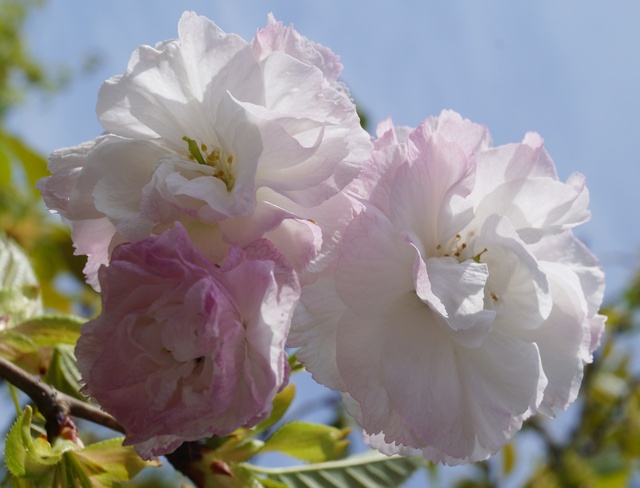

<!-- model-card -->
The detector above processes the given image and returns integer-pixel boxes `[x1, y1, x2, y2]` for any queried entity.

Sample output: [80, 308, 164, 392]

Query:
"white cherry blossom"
[38, 12, 371, 288]
[289, 110, 605, 464]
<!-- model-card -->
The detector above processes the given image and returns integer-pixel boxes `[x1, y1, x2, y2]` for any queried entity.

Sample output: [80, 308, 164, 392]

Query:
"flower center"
[435, 234, 468, 260]
[434, 233, 488, 264]
[435, 236, 498, 305]
[183, 136, 236, 191]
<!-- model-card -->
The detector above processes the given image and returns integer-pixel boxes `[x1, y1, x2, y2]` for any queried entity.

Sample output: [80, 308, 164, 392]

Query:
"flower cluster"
[39, 12, 371, 290]
[40, 12, 605, 463]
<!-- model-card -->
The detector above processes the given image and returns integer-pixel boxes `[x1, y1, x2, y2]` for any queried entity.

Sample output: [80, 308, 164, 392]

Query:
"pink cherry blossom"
[75, 223, 299, 459]
[289, 110, 605, 464]
[38, 12, 371, 288]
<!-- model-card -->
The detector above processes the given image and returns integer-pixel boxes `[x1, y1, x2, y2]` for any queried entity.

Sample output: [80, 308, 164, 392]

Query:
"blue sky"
[5, 0, 640, 485]
[10, 0, 640, 299]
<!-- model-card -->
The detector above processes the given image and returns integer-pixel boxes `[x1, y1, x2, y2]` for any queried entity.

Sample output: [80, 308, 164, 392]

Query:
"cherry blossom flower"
[75, 223, 299, 459]
[38, 12, 371, 288]
[289, 110, 605, 464]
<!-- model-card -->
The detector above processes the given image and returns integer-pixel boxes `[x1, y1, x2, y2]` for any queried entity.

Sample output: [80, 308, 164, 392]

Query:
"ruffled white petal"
[291, 110, 603, 465]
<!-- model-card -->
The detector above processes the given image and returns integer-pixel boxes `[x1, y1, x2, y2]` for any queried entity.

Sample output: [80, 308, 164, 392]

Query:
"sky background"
[5, 1, 640, 486]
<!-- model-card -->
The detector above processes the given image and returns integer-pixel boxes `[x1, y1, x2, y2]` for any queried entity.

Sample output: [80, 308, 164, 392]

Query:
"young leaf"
[254, 384, 296, 435]
[259, 421, 350, 463]
[249, 450, 424, 488]
[5, 406, 32, 478]
[0, 234, 42, 329]
[44, 345, 84, 399]
[6, 408, 157, 486]
[0, 138, 11, 185]
[210, 385, 297, 464]
[11, 315, 84, 348]
[0, 329, 37, 361]
[5, 406, 79, 480]
[0, 316, 84, 375]
[229, 465, 268, 488]
[68, 437, 160, 486]
[1, 132, 49, 197]
[259, 479, 288, 488]
[287, 353, 304, 375]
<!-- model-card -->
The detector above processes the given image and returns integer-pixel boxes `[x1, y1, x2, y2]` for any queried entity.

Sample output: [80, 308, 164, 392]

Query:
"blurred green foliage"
[521, 289, 640, 488]
[0, 0, 95, 313]
[0, 0, 70, 120]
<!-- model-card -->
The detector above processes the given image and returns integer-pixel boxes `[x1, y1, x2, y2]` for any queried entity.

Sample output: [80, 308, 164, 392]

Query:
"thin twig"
[0, 355, 124, 436]
[0, 355, 210, 487]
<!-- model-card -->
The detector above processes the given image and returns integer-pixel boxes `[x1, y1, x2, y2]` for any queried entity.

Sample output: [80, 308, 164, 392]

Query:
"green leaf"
[5, 406, 79, 480]
[12, 315, 84, 348]
[502, 442, 516, 475]
[210, 385, 297, 464]
[68, 437, 160, 486]
[5, 407, 157, 486]
[0, 329, 37, 360]
[249, 450, 424, 488]
[1, 132, 49, 196]
[0, 315, 84, 375]
[228, 465, 266, 488]
[287, 353, 304, 375]
[260, 421, 350, 463]
[218, 438, 266, 464]
[0, 139, 12, 185]
[5, 406, 32, 478]
[60, 454, 93, 488]
[44, 345, 83, 399]
[0, 234, 42, 329]
[254, 384, 296, 435]
[259, 479, 288, 488]
[593, 469, 632, 488]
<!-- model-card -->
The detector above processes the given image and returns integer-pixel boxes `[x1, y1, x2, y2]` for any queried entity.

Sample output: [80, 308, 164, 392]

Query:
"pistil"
[183, 136, 236, 191]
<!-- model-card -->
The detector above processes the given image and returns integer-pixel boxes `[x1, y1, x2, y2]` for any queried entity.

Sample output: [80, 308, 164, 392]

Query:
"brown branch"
[1, 355, 211, 487]
[0, 355, 124, 437]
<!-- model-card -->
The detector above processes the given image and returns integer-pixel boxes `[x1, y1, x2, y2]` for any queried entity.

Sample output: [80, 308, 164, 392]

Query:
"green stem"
[8, 382, 21, 414]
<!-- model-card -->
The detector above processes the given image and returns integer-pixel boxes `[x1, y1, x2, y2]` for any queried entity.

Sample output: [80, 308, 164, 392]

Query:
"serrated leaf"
[0, 234, 42, 329]
[44, 345, 83, 399]
[0, 315, 84, 375]
[5, 406, 79, 480]
[250, 450, 424, 488]
[11, 315, 84, 347]
[0, 329, 38, 360]
[69, 437, 160, 487]
[6, 409, 156, 486]
[260, 421, 350, 463]
[5, 406, 32, 478]
[61, 454, 94, 488]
